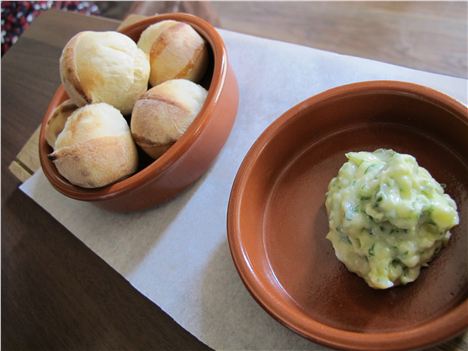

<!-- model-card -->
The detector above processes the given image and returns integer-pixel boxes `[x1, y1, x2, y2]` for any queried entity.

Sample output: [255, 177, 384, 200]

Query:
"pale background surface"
[21, 28, 468, 350]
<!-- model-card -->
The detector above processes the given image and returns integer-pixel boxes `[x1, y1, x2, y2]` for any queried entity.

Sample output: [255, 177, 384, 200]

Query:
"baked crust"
[59, 32, 90, 106]
[51, 134, 138, 188]
[60, 31, 150, 114]
[131, 133, 173, 159]
[139, 21, 208, 86]
[130, 79, 207, 160]
[45, 99, 78, 148]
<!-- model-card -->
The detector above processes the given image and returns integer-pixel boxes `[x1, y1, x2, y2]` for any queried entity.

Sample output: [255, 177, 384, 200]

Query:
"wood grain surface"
[2, 8, 466, 351]
[210, 1, 467, 78]
[127, 1, 467, 78]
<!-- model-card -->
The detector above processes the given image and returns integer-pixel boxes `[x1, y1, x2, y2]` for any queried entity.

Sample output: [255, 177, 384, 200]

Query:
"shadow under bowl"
[227, 81, 468, 350]
[39, 13, 239, 212]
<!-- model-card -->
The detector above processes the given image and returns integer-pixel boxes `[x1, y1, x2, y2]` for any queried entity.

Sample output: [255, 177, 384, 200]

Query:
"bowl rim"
[227, 80, 468, 350]
[39, 13, 228, 201]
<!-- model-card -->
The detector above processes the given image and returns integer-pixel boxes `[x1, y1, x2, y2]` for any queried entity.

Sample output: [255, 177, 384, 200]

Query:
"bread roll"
[46, 99, 78, 148]
[60, 31, 150, 115]
[131, 79, 208, 159]
[137, 20, 208, 86]
[50, 103, 138, 188]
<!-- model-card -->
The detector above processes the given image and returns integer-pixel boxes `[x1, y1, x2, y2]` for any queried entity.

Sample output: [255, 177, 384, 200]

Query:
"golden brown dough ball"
[130, 79, 208, 159]
[137, 20, 208, 86]
[50, 103, 138, 188]
[60, 31, 150, 115]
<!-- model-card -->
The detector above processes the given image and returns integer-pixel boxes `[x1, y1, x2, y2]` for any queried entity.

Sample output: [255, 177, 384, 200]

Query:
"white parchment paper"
[21, 30, 467, 350]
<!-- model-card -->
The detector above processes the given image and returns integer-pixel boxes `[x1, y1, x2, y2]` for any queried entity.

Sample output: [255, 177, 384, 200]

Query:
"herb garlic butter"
[325, 149, 459, 289]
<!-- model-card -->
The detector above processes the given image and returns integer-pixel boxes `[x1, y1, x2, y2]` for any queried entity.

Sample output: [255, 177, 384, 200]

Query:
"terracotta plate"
[227, 81, 468, 350]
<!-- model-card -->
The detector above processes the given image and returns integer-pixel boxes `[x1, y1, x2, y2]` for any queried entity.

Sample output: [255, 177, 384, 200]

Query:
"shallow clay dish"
[227, 81, 467, 350]
[39, 13, 238, 212]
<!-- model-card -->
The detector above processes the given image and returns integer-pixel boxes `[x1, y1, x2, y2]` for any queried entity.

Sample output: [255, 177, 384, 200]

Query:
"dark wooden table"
[2, 9, 466, 351]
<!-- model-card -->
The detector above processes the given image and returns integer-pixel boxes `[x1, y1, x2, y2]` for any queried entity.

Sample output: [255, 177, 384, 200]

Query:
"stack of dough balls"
[48, 21, 209, 189]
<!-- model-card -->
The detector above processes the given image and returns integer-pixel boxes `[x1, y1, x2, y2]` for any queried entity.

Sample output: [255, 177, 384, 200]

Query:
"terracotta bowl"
[227, 81, 467, 350]
[39, 13, 238, 212]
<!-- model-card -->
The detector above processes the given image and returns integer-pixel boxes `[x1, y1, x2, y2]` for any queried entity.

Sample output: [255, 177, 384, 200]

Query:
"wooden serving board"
[8, 14, 147, 183]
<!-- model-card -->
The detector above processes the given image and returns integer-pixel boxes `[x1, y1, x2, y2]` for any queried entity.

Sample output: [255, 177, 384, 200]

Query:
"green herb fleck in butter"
[325, 149, 459, 289]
